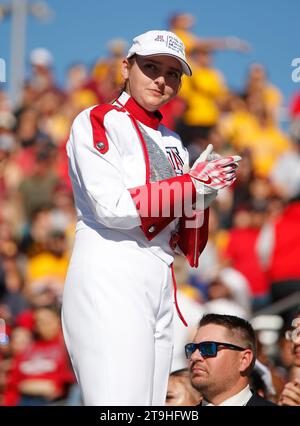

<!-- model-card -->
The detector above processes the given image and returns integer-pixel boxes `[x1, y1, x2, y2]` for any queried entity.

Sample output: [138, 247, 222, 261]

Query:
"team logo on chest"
[165, 146, 184, 175]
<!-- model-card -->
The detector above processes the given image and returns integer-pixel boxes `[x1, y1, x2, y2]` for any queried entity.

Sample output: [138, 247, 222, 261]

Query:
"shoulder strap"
[90, 104, 120, 154]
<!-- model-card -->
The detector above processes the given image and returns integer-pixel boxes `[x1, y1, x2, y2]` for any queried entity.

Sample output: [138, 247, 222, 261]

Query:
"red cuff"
[129, 174, 196, 240]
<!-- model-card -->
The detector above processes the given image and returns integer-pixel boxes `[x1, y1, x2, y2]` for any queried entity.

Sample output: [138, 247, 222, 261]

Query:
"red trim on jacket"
[90, 104, 120, 154]
[177, 208, 209, 268]
[129, 174, 196, 241]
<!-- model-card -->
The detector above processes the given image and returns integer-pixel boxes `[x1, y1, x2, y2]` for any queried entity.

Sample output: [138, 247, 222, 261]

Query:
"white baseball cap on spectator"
[127, 30, 192, 76]
[30, 48, 53, 68]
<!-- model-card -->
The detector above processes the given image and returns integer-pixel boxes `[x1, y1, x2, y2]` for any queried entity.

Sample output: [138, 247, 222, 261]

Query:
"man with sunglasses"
[186, 314, 276, 406]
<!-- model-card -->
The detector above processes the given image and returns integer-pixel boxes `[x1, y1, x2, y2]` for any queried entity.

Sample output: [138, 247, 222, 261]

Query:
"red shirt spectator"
[268, 201, 300, 283]
[224, 227, 269, 297]
[3, 306, 75, 406]
[3, 332, 74, 406]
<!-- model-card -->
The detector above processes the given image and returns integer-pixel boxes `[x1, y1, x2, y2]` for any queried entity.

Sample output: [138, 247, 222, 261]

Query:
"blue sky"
[0, 0, 299, 107]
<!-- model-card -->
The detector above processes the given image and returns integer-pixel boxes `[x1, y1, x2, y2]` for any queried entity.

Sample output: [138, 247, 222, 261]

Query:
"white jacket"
[67, 91, 192, 265]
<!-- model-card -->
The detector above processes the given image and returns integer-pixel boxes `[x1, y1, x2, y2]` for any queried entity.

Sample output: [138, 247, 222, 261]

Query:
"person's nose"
[190, 347, 205, 363]
[154, 74, 166, 89]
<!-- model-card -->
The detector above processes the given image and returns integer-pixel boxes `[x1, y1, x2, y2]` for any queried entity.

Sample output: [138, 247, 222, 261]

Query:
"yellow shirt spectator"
[249, 124, 291, 177]
[221, 109, 259, 151]
[180, 65, 227, 127]
[264, 84, 282, 117]
[222, 112, 290, 176]
[26, 251, 69, 294]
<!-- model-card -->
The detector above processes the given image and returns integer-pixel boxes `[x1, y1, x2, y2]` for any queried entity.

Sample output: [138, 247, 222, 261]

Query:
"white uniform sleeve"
[67, 109, 141, 229]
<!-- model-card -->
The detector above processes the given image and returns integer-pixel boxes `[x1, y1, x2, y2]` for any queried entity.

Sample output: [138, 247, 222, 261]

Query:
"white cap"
[30, 48, 53, 67]
[127, 30, 192, 76]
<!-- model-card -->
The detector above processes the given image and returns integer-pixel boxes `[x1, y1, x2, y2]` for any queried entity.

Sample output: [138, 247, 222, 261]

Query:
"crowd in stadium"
[0, 12, 300, 406]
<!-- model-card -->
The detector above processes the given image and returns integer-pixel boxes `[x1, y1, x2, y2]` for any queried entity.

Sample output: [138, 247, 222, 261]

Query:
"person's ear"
[239, 349, 254, 374]
[121, 59, 130, 80]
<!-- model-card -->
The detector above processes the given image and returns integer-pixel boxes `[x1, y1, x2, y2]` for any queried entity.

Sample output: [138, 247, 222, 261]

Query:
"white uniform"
[62, 91, 208, 405]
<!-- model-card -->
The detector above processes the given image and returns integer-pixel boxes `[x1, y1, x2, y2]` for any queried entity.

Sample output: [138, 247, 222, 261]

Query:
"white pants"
[62, 226, 174, 406]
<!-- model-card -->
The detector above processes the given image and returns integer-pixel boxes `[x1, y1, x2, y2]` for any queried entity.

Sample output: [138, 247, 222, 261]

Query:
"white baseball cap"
[127, 30, 192, 76]
[30, 48, 53, 67]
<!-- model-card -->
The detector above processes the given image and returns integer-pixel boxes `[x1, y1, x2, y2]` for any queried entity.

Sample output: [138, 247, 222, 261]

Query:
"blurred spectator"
[278, 311, 300, 405]
[221, 88, 290, 178]
[0, 224, 28, 323]
[250, 359, 276, 402]
[230, 149, 254, 212]
[244, 92, 291, 177]
[244, 63, 282, 122]
[19, 205, 54, 257]
[204, 267, 251, 319]
[65, 63, 89, 94]
[160, 96, 186, 131]
[220, 94, 259, 152]
[258, 198, 300, 318]
[0, 132, 17, 203]
[251, 315, 286, 398]
[0, 327, 33, 404]
[271, 118, 300, 200]
[18, 148, 59, 221]
[275, 326, 295, 381]
[9, 327, 33, 357]
[28, 48, 59, 96]
[289, 91, 300, 119]
[86, 38, 128, 105]
[222, 205, 270, 310]
[284, 311, 300, 381]
[0, 259, 28, 321]
[25, 229, 69, 301]
[166, 368, 202, 406]
[169, 12, 250, 57]
[168, 12, 199, 56]
[186, 125, 226, 166]
[178, 47, 228, 147]
[278, 378, 300, 406]
[3, 305, 74, 406]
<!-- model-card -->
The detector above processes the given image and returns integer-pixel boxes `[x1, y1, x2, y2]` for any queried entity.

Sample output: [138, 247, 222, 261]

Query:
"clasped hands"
[188, 144, 241, 209]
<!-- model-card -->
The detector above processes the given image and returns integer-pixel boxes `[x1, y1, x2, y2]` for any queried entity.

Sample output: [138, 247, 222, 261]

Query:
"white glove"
[197, 143, 221, 163]
[189, 144, 241, 209]
[192, 144, 218, 209]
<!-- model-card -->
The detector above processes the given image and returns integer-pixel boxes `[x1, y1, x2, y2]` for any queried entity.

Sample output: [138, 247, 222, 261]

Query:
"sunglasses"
[185, 341, 247, 359]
